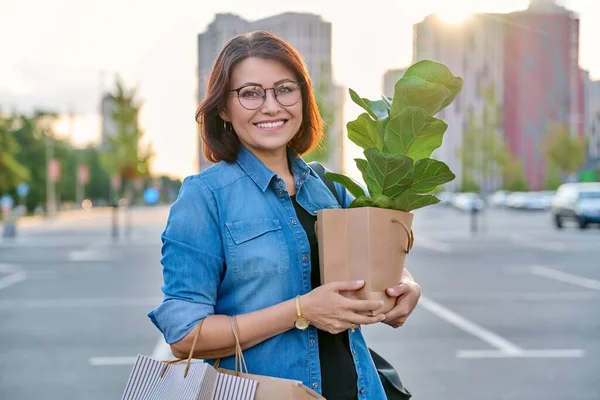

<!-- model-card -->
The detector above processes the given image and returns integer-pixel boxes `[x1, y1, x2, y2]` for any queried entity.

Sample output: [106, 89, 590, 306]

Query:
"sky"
[1, 0, 599, 179]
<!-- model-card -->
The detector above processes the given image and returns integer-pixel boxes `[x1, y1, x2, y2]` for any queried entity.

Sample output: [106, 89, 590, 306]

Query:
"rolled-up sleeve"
[148, 176, 224, 344]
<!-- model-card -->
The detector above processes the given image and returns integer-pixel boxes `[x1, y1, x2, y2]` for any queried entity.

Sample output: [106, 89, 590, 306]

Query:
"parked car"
[452, 192, 485, 212]
[488, 190, 511, 208]
[551, 182, 600, 229]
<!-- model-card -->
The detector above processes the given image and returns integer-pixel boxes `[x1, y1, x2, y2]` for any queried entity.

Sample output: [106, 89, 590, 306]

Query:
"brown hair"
[196, 30, 323, 163]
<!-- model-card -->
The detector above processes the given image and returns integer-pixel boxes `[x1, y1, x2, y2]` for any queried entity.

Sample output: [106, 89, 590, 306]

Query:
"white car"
[452, 192, 485, 212]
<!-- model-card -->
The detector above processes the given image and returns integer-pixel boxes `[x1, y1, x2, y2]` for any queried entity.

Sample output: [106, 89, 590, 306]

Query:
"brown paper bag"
[316, 207, 414, 315]
[215, 317, 325, 400]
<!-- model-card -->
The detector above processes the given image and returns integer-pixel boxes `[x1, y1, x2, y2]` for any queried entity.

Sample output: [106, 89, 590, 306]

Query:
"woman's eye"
[241, 90, 262, 98]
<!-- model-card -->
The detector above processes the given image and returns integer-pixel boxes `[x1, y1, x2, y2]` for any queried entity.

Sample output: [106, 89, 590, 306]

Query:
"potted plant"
[316, 60, 463, 314]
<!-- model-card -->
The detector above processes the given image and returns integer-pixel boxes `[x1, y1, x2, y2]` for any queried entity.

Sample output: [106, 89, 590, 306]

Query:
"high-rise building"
[585, 76, 600, 167]
[382, 68, 407, 98]
[412, 0, 583, 191]
[196, 13, 344, 172]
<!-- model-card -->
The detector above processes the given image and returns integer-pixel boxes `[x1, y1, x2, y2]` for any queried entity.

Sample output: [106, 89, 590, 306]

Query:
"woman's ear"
[219, 110, 230, 122]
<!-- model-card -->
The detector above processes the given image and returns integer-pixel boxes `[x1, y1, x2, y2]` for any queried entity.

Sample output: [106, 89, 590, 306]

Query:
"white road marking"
[419, 296, 523, 355]
[68, 250, 112, 261]
[530, 265, 600, 291]
[152, 336, 174, 361]
[89, 336, 173, 367]
[457, 349, 584, 359]
[419, 296, 585, 359]
[0, 272, 27, 291]
[89, 356, 139, 366]
[413, 236, 452, 253]
[0, 297, 161, 309]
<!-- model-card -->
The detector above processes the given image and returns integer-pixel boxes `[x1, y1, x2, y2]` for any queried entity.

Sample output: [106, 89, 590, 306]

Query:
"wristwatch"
[295, 295, 310, 330]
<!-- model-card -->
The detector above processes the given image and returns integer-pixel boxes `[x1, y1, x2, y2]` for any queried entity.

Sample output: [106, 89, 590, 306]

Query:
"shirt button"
[312, 382, 318, 389]
[302, 255, 308, 262]
[296, 181, 302, 187]
[359, 387, 365, 394]
[310, 339, 315, 345]
[351, 348, 356, 356]
[302, 171, 308, 177]
[291, 219, 297, 225]
[278, 181, 284, 187]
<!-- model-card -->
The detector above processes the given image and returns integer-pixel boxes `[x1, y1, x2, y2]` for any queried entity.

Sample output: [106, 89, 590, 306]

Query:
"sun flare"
[436, 10, 471, 24]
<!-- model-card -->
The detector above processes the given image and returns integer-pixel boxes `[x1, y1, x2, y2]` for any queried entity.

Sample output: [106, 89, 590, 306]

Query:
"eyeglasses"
[229, 81, 303, 110]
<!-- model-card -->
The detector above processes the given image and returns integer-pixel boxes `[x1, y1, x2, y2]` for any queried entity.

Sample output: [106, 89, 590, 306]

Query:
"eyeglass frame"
[228, 81, 305, 110]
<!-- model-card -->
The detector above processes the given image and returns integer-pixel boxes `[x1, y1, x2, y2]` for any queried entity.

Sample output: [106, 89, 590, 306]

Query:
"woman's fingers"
[345, 298, 384, 312]
[348, 312, 386, 326]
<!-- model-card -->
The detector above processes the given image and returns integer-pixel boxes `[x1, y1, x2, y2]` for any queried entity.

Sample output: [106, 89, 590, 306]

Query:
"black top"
[290, 195, 358, 400]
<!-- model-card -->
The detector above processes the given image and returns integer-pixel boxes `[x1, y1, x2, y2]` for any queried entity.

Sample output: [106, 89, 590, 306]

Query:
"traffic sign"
[0, 195, 14, 211]
[16, 183, 29, 198]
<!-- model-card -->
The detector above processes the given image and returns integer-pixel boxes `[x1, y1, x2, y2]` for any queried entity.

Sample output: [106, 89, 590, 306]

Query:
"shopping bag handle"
[391, 218, 414, 254]
[214, 316, 249, 376]
[160, 318, 205, 378]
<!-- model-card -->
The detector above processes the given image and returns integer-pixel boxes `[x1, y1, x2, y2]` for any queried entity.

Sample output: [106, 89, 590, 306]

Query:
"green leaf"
[324, 172, 367, 198]
[390, 76, 451, 117]
[363, 148, 414, 199]
[384, 106, 448, 160]
[355, 158, 379, 196]
[408, 159, 455, 194]
[347, 113, 383, 151]
[403, 60, 464, 111]
[349, 195, 375, 208]
[349, 89, 389, 120]
[394, 191, 440, 212]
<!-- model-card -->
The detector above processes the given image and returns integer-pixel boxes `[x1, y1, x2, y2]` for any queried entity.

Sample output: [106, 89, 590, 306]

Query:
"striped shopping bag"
[121, 355, 217, 400]
[121, 354, 258, 400]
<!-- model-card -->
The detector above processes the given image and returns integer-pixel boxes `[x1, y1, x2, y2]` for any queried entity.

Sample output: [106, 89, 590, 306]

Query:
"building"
[585, 77, 600, 170]
[196, 13, 344, 172]
[413, 13, 505, 192]
[382, 68, 407, 98]
[412, 0, 583, 191]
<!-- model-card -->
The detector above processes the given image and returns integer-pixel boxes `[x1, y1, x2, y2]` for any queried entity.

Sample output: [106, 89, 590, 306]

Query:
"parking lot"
[1, 205, 598, 399]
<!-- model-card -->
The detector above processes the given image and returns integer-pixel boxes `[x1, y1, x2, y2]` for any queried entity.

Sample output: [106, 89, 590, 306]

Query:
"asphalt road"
[0, 205, 598, 400]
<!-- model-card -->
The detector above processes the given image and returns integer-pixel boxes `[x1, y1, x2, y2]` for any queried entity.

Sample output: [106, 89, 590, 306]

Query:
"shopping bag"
[215, 317, 325, 400]
[316, 206, 414, 315]
[121, 318, 258, 400]
[121, 355, 218, 400]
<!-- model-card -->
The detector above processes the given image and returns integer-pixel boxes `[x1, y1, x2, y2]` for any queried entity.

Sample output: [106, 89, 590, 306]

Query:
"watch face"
[295, 319, 309, 330]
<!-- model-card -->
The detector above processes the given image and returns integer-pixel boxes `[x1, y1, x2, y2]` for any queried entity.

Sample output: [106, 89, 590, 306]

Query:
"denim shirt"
[148, 145, 387, 399]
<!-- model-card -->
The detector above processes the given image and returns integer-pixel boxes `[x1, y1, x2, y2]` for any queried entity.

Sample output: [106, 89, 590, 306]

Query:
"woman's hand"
[301, 280, 386, 334]
[382, 278, 421, 329]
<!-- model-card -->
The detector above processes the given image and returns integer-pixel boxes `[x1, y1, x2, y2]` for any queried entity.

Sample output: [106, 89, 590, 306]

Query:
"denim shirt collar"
[236, 145, 311, 192]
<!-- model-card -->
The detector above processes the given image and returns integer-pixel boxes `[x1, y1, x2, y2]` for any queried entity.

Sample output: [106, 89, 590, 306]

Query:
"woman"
[148, 30, 421, 400]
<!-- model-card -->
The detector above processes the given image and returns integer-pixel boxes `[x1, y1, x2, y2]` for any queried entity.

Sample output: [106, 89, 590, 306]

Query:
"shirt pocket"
[225, 218, 290, 280]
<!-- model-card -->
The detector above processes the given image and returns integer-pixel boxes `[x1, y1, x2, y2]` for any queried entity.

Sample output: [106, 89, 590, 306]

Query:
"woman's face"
[221, 57, 303, 159]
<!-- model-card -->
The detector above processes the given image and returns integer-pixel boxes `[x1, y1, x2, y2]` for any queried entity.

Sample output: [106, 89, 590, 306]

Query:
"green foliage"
[101, 76, 154, 201]
[325, 60, 463, 212]
[457, 84, 511, 193]
[503, 160, 529, 192]
[303, 67, 336, 164]
[0, 114, 30, 194]
[542, 123, 588, 175]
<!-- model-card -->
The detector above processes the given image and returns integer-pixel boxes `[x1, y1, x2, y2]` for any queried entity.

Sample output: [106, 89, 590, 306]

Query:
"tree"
[0, 113, 30, 195]
[542, 123, 588, 179]
[503, 159, 529, 191]
[101, 76, 153, 202]
[457, 85, 510, 193]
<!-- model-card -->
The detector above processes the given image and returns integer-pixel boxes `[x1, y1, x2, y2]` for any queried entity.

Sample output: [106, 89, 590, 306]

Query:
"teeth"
[256, 121, 285, 128]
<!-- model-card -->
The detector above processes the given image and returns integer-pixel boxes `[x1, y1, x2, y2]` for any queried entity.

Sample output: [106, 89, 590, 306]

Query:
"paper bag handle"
[160, 315, 250, 379]
[159, 317, 206, 379]
[391, 218, 414, 254]
[214, 316, 248, 376]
